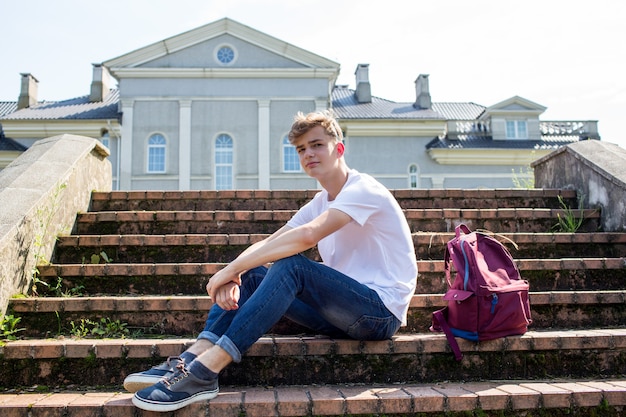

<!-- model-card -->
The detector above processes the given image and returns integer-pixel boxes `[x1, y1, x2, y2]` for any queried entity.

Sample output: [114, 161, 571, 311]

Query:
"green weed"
[69, 318, 129, 339]
[511, 167, 535, 189]
[1, 314, 25, 340]
[553, 194, 586, 232]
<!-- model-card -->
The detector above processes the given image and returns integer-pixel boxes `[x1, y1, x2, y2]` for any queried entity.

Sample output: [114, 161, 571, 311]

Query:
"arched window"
[215, 134, 233, 190]
[282, 136, 302, 172]
[147, 134, 166, 173]
[100, 130, 110, 149]
[409, 164, 419, 188]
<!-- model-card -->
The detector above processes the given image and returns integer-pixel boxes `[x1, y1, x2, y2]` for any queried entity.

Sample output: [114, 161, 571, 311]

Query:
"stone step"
[9, 291, 626, 337]
[34, 258, 626, 296]
[2, 329, 625, 388]
[1, 378, 625, 417]
[52, 232, 626, 264]
[72, 208, 602, 235]
[89, 188, 578, 211]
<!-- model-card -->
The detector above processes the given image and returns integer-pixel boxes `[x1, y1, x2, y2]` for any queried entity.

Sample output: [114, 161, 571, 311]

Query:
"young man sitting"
[125, 110, 418, 412]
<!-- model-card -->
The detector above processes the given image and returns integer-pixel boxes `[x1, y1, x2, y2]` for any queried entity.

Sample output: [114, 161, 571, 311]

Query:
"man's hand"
[210, 281, 241, 310]
[206, 266, 242, 310]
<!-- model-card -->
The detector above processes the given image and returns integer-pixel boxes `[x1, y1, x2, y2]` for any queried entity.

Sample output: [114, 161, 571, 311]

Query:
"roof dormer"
[480, 96, 546, 141]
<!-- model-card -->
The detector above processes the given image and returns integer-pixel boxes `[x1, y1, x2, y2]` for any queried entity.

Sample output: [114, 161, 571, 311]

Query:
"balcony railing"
[540, 121, 600, 139]
[444, 120, 600, 140]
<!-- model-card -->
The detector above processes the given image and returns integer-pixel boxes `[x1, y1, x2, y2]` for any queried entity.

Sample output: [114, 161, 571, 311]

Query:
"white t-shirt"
[286, 169, 417, 325]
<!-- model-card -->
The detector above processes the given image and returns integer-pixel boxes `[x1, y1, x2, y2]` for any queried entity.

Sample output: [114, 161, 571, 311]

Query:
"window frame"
[505, 120, 529, 139]
[100, 130, 110, 149]
[282, 136, 302, 173]
[408, 163, 419, 189]
[147, 133, 167, 174]
[214, 44, 237, 66]
[214, 133, 234, 190]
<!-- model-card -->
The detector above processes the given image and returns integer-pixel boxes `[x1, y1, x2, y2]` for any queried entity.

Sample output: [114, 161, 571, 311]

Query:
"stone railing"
[445, 120, 600, 141]
[0, 135, 111, 316]
[532, 140, 626, 231]
[540, 120, 600, 139]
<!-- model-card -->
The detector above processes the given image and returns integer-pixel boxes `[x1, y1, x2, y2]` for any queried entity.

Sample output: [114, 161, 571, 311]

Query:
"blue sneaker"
[123, 356, 185, 393]
[132, 364, 219, 412]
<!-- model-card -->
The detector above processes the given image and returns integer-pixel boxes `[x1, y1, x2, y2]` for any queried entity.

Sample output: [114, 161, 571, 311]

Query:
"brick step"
[1, 330, 625, 388]
[89, 188, 578, 211]
[35, 258, 626, 296]
[10, 291, 626, 337]
[1, 378, 625, 417]
[73, 208, 601, 235]
[52, 232, 626, 264]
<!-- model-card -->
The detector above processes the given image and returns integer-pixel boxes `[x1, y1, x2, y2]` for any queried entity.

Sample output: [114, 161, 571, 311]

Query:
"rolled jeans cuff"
[197, 330, 242, 363]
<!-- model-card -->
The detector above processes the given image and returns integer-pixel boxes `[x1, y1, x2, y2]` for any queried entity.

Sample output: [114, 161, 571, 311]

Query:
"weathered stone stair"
[2, 189, 625, 416]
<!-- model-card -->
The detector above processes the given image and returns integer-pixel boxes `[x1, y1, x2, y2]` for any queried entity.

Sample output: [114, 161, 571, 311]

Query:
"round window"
[216, 46, 235, 65]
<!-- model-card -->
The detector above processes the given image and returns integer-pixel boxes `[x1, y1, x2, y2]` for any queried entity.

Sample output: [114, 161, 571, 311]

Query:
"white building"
[0, 18, 600, 190]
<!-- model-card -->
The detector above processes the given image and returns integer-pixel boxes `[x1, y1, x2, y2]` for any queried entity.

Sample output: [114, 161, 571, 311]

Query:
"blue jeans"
[197, 254, 401, 362]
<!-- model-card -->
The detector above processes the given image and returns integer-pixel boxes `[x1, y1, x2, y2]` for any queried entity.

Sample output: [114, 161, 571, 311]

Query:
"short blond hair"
[287, 110, 343, 144]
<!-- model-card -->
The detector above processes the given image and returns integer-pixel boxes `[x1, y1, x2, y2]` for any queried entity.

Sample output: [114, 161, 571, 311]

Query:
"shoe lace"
[162, 362, 189, 387]
[166, 356, 183, 367]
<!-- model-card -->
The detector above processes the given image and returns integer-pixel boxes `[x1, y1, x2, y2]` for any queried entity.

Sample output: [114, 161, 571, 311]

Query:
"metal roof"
[0, 101, 17, 118]
[426, 134, 580, 150]
[1, 90, 120, 121]
[431, 102, 486, 120]
[331, 86, 485, 120]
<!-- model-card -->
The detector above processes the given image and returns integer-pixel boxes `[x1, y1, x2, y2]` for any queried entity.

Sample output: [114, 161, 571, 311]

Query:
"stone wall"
[532, 140, 626, 231]
[0, 135, 112, 316]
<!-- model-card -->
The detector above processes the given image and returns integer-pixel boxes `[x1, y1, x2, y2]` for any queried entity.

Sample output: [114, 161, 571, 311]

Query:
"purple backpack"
[431, 224, 532, 360]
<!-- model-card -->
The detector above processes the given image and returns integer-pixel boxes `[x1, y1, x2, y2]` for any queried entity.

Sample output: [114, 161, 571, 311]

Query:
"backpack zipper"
[490, 293, 499, 313]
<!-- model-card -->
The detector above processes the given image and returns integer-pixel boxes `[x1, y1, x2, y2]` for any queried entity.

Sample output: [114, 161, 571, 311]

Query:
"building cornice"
[428, 148, 552, 165]
[2, 119, 121, 139]
[108, 67, 338, 80]
[340, 120, 446, 137]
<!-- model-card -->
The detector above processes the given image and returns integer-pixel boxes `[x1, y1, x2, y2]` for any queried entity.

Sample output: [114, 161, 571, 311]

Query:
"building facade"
[0, 18, 600, 190]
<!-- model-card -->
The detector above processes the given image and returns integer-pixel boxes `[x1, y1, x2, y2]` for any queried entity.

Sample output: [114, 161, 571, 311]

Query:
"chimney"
[354, 64, 371, 103]
[89, 63, 112, 102]
[17, 73, 38, 109]
[414, 74, 431, 109]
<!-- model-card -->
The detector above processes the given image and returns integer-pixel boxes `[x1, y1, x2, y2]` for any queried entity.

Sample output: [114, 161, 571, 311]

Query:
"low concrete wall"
[532, 140, 626, 231]
[0, 135, 112, 316]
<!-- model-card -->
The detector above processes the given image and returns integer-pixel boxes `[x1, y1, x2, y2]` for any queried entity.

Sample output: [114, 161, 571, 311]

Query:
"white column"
[119, 100, 134, 190]
[257, 100, 271, 189]
[178, 100, 192, 191]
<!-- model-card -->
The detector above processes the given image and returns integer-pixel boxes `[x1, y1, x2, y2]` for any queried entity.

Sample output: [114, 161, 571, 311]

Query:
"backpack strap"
[443, 246, 453, 288]
[432, 309, 463, 361]
[455, 223, 472, 237]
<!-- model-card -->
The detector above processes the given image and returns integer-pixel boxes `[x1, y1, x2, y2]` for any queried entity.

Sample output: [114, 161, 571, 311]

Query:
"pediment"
[103, 18, 339, 71]
[482, 96, 547, 118]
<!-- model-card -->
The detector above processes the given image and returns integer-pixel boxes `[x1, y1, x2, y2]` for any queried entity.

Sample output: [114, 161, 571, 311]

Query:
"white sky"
[2, 0, 625, 148]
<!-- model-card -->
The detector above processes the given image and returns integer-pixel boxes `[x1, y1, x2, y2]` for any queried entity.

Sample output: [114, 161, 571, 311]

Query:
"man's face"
[293, 125, 342, 178]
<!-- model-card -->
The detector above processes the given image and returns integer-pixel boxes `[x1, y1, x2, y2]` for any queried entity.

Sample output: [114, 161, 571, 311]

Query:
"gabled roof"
[103, 18, 339, 70]
[482, 95, 547, 117]
[331, 86, 485, 120]
[1, 90, 120, 121]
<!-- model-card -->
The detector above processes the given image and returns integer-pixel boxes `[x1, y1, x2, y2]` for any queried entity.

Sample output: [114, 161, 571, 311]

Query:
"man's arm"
[207, 208, 352, 307]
